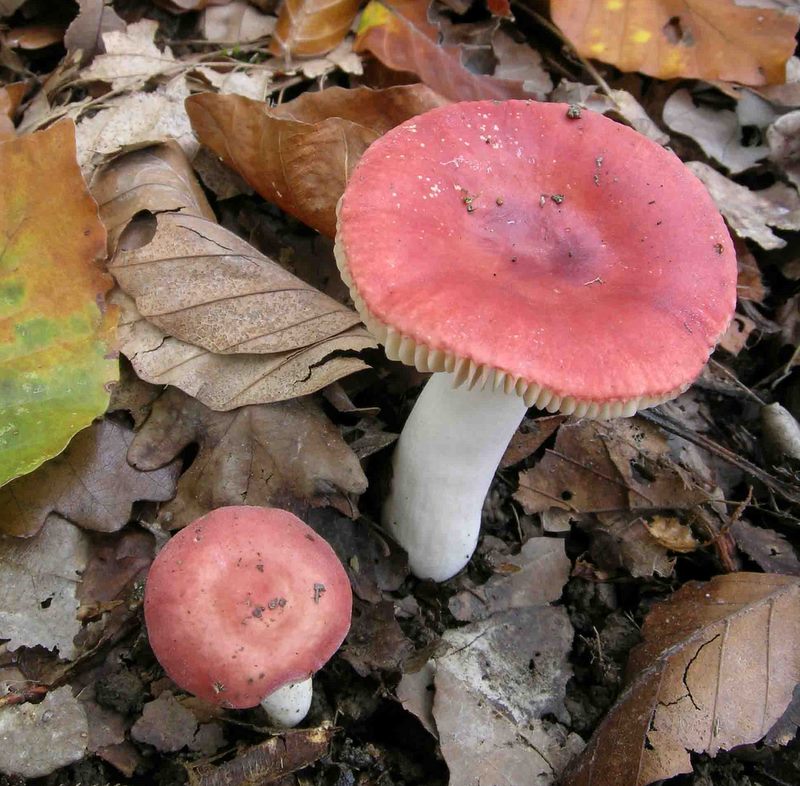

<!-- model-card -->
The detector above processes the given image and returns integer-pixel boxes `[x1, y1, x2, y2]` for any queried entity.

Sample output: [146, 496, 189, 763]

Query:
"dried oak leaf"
[0, 419, 179, 537]
[186, 84, 448, 237]
[515, 417, 708, 516]
[551, 0, 798, 86]
[64, 0, 126, 64]
[0, 686, 89, 778]
[271, 0, 361, 57]
[202, 0, 276, 43]
[563, 573, 800, 786]
[112, 290, 372, 410]
[354, 0, 538, 103]
[662, 88, 767, 174]
[0, 515, 89, 658]
[432, 608, 584, 786]
[110, 211, 362, 355]
[686, 160, 800, 250]
[127, 386, 367, 529]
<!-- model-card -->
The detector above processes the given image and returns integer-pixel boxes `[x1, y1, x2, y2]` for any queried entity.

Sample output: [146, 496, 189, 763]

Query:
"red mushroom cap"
[336, 100, 737, 417]
[144, 506, 352, 709]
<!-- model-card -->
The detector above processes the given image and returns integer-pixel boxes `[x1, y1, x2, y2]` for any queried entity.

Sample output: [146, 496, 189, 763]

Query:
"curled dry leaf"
[112, 289, 373, 410]
[64, 0, 126, 64]
[0, 419, 179, 538]
[662, 88, 768, 173]
[643, 515, 700, 553]
[686, 160, 800, 250]
[110, 212, 362, 354]
[127, 386, 368, 529]
[0, 686, 88, 778]
[186, 84, 448, 237]
[0, 515, 89, 658]
[0, 119, 117, 487]
[354, 0, 537, 102]
[563, 573, 800, 786]
[551, 0, 798, 86]
[271, 0, 361, 57]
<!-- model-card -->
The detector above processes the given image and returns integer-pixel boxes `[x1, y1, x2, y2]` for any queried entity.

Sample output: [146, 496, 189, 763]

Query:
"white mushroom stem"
[383, 372, 528, 582]
[260, 677, 313, 727]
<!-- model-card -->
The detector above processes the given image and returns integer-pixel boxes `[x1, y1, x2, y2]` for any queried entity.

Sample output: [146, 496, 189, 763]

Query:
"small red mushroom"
[335, 100, 737, 581]
[144, 506, 352, 726]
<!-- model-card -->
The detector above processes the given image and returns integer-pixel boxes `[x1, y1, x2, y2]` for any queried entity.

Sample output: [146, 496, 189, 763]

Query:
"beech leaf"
[271, 0, 361, 57]
[354, 0, 538, 102]
[563, 573, 800, 786]
[551, 0, 799, 86]
[0, 119, 117, 487]
[127, 386, 368, 529]
[186, 85, 448, 237]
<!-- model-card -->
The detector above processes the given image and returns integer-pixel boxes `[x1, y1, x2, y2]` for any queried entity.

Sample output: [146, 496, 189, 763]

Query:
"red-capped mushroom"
[335, 100, 737, 581]
[144, 506, 352, 726]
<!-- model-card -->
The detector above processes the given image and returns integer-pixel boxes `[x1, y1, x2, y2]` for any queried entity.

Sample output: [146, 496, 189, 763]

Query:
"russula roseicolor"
[335, 100, 737, 581]
[144, 506, 351, 726]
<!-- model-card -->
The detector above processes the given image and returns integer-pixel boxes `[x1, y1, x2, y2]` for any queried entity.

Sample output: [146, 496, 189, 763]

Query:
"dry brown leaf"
[4, 25, 65, 50]
[731, 520, 800, 576]
[111, 212, 362, 354]
[131, 693, 198, 753]
[735, 236, 767, 302]
[341, 600, 414, 676]
[354, 0, 538, 102]
[186, 84, 447, 237]
[80, 20, 177, 91]
[492, 29, 553, 96]
[663, 88, 768, 173]
[643, 514, 700, 553]
[499, 414, 565, 469]
[64, 0, 126, 64]
[563, 573, 800, 786]
[192, 65, 274, 100]
[91, 141, 215, 252]
[686, 160, 800, 250]
[112, 289, 373, 410]
[0, 420, 180, 538]
[551, 0, 798, 86]
[202, 0, 276, 42]
[127, 386, 367, 529]
[271, 0, 361, 57]
[767, 109, 800, 188]
[515, 417, 708, 516]
[0, 515, 89, 658]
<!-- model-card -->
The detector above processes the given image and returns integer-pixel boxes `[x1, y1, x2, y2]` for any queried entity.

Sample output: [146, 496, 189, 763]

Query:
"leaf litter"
[2, 0, 800, 784]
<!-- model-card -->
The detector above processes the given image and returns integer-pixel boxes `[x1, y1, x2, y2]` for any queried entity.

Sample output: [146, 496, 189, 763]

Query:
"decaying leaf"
[80, 19, 177, 91]
[0, 119, 117, 487]
[202, 0, 276, 43]
[767, 109, 800, 188]
[0, 515, 89, 658]
[662, 88, 767, 173]
[341, 600, 414, 676]
[432, 609, 584, 786]
[91, 141, 215, 251]
[686, 160, 800, 250]
[131, 692, 198, 752]
[271, 0, 361, 57]
[552, 80, 669, 145]
[731, 520, 800, 576]
[112, 290, 373, 410]
[354, 0, 538, 102]
[492, 29, 553, 97]
[448, 537, 570, 621]
[642, 514, 700, 553]
[111, 212, 363, 354]
[186, 84, 447, 237]
[75, 75, 197, 175]
[0, 419, 179, 537]
[0, 81, 25, 141]
[64, 0, 126, 64]
[127, 386, 367, 529]
[515, 417, 708, 516]
[551, 0, 798, 86]
[0, 686, 89, 778]
[192, 65, 274, 100]
[563, 573, 800, 786]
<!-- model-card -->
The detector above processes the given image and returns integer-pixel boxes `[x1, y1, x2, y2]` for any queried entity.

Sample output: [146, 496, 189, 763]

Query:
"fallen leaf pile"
[1, 0, 800, 784]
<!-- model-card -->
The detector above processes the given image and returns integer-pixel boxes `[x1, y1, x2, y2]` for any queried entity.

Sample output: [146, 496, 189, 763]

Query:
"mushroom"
[144, 505, 352, 726]
[334, 100, 737, 582]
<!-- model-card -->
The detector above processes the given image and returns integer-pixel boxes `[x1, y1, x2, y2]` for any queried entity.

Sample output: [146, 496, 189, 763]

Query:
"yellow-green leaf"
[0, 119, 117, 487]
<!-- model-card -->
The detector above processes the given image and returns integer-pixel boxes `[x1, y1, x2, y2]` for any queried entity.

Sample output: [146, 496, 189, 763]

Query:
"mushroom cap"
[144, 506, 352, 709]
[335, 100, 737, 418]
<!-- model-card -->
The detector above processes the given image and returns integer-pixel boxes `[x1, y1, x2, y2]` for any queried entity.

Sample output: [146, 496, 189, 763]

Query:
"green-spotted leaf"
[0, 119, 117, 487]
